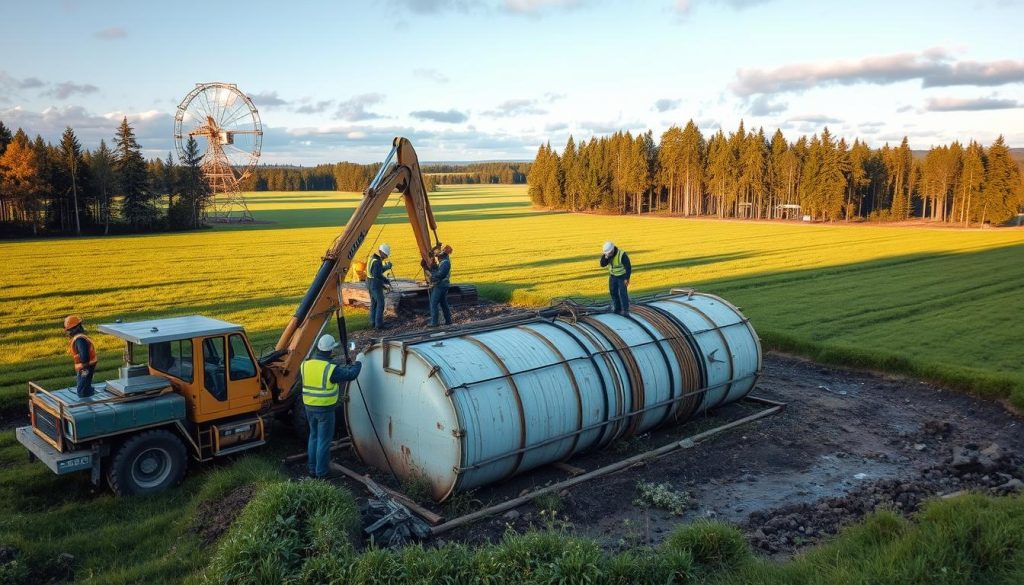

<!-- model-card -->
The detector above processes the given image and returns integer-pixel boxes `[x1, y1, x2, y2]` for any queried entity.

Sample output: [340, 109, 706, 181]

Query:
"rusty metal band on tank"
[347, 289, 763, 501]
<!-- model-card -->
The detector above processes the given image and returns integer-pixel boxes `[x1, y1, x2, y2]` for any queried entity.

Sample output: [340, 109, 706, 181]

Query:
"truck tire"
[107, 429, 187, 496]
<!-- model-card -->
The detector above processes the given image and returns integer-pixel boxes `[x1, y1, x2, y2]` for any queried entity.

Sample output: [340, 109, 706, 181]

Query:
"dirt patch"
[324, 312, 1024, 555]
[190, 483, 258, 545]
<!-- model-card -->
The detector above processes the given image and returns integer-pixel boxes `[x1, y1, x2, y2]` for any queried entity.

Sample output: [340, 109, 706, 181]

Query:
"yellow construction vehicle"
[17, 137, 443, 495]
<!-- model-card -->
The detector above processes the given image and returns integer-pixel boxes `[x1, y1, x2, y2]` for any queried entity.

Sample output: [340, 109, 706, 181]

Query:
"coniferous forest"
[528, 120, 1024, 225]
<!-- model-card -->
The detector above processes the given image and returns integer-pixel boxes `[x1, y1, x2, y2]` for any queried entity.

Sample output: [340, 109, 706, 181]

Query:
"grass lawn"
[2, 184, 1023, 410]
[1, 184, 1023, 583]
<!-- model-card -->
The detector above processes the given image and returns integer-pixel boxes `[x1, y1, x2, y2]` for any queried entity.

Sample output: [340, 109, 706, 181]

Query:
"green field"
[2, 184, 1024, 583]
[3, 184, 1023, 410]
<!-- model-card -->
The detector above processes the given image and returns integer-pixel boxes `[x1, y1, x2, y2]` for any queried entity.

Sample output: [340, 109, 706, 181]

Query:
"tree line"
[528, 120, 1024, 226]
[0, 118, 209, 236]
[238, 161, 529, 192]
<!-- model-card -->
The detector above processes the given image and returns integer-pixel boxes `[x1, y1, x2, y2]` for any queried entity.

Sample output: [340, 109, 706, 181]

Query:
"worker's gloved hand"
[383, 262, 393, 271]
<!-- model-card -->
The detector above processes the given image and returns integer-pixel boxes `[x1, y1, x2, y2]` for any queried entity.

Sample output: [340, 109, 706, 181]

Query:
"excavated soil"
[190, 483, 259, 545]
[318, 305, 1024, 554]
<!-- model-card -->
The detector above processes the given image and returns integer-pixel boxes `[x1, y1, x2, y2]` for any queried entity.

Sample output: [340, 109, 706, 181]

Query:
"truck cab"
[17, 315, 269, 495]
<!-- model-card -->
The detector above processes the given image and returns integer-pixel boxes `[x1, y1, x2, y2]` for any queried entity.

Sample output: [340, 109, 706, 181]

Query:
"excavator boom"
[261, 137, 439, 403]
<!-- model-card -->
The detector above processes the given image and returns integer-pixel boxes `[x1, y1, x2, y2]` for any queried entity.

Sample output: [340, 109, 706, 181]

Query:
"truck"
[16, 137, 444, 495]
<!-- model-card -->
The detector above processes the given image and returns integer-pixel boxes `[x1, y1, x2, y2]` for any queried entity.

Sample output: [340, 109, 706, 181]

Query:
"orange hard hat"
[64, 315, 83, 330]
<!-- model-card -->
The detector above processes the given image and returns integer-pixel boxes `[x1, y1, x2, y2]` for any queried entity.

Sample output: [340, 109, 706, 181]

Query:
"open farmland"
[2, 184, 1023, 413]
[2, 184, 1024, 583]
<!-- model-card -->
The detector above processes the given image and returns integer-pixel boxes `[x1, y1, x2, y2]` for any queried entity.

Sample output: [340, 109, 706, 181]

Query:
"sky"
[1, 0, 1023, 164]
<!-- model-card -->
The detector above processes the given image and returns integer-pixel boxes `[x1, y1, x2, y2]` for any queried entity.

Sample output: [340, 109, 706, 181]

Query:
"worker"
[367, 243, 393, 330]
[600, 241, 632, 315]
[423, 244, 453, 327]
[64, 315, 97, 398]
[301, 334, 362, 479]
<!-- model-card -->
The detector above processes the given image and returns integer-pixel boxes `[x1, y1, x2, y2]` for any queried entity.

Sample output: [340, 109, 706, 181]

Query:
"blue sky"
[1, 0, 1022, 163]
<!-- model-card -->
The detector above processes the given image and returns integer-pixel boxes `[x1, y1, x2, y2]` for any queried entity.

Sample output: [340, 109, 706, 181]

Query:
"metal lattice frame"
[173, 82, 263, 223]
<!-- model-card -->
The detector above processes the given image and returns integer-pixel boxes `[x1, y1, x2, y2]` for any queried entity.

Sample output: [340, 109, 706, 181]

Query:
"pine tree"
[179, 136, 208, 228]
[89, 139, 116, 234]
[114, 117, 156, 230]
[979, 135, 1023, 224]
[59, 127, 88, 235]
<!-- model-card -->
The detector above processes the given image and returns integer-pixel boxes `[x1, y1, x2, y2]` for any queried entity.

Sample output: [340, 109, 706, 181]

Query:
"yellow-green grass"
[2, 184, 1023, 411]
[0, 186, 1023, 582]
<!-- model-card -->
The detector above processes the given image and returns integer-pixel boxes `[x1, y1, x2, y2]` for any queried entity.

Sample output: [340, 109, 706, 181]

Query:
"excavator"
[16, 137, 444, 495]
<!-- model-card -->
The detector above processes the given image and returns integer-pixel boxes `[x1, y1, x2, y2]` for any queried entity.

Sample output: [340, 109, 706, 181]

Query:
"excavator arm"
[260, 137, 440, 404]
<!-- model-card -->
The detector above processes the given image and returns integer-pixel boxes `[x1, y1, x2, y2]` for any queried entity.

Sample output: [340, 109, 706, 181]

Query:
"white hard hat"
[317, 334, 339, 352]
[602, 241, 615, 255]
[379, 243, 391, 256]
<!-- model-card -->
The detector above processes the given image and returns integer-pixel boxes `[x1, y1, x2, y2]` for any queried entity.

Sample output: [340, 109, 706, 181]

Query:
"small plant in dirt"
[634, 481, 693, 516]
[443, 490, 482, 517]
[612, 434, 651, 454]
[400, 472, 433, 504]
[533, 491, 563, 513]
[538, 508, 573, 532]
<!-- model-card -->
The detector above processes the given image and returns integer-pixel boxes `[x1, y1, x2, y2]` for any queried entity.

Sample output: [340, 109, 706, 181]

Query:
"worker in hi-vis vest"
[366, 243, 393, 330]
[300, 334, 362, 478]
[64, 315, 98, 398]
[600, 241, 632, 315]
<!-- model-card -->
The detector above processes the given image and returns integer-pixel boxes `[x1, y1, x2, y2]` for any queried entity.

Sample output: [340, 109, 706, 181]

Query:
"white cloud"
[410, 109, 469, 123]
[335, 93, 386, 121]
[926, 95, 1022, 111]
[733, 48, 1024, 96]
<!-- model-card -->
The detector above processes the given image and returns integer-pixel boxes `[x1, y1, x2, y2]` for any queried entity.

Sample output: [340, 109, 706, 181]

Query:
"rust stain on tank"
[388, 416, 393, 438]
[436, 421, 444, 430]
[400, 444, 412, 465]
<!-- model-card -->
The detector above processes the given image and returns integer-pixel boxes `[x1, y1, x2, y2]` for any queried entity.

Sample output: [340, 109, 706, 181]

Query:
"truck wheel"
[107, 429, 187, 496]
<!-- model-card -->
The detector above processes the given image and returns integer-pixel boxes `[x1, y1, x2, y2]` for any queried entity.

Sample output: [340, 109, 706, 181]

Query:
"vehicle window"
[228, 334, 256, 380]
[149, 339, 193, 382]
[203, 337, 227, 401]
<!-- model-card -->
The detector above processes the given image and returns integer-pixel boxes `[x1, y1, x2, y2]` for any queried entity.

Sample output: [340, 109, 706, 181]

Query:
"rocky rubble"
[744, 443, 1024, 554]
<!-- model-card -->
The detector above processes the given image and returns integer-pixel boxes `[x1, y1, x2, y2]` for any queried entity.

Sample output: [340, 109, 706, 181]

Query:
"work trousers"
[306, 405, 336, 478]
[429, 284, 452, 326]
[368, 285, 386, 329]
[609, 275, 630, 315]
[76, 367, 96, 398]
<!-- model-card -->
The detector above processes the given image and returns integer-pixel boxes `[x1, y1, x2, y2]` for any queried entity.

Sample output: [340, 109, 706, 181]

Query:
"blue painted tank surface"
[347, 291, 762, 501]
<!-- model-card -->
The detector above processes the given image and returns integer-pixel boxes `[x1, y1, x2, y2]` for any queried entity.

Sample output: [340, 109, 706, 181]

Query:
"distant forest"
[239, 161, 529, 192]
[0, 114, 530, 237]
[528, 121, 1024, 226]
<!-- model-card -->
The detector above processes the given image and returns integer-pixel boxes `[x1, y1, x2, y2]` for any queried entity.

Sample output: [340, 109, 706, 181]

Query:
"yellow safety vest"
[608, 249, 627, 277]
[301, 358, 339, 407]
[367, 254, 381, 279]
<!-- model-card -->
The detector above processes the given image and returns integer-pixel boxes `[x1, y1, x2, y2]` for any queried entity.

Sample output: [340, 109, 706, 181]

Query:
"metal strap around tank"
[628, 306, 700, 426]
[462, 335, 529, 480]
[696, 292, 764, 376]
[645, 304, 708, 421]
[661, 298, 736, 409]
[580, 316, 646, 438]
[515, 325, 585, 457]
[563, 320, 629, 445]
[616, 308, 678, 428]
[549, 319, 615, 449]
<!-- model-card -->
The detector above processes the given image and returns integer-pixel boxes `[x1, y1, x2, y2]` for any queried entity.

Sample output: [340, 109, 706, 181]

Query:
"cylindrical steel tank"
[346, 290, 761, 501]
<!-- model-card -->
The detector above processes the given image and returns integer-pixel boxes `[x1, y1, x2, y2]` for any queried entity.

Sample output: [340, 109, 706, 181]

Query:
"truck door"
[199, 336, 230, 416]
[226, 333, 261, 411]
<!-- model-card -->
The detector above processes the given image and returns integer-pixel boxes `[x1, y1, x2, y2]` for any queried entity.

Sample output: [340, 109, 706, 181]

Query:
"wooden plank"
[329, 462, 445, 526]
[280, 439, 351, 464]
[551, 461, 586, 476]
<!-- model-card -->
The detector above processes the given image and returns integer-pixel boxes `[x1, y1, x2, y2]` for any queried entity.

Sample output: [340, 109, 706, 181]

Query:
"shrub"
[634, 481, 693, 516]
[202, 479, 360, 584]
[663, 521, 750, 572]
